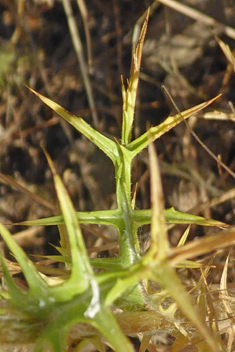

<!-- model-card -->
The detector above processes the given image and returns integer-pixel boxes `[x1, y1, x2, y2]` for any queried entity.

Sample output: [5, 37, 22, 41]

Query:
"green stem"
[115, 145, 140, 266]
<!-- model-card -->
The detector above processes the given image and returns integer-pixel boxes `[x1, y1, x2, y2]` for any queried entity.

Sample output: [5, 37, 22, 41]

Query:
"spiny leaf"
[43, 149, 92, 291]
[17, 209, 123, 227]
[133, 208, 226, 227]
[0, 223, 48, 295]
[27, 87, 119, 163]
[16, 207, 226, 228]
[129, 95, 221, 156]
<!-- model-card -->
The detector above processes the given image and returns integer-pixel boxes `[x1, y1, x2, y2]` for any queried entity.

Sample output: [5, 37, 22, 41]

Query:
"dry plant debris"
[0, 1, 235, 351]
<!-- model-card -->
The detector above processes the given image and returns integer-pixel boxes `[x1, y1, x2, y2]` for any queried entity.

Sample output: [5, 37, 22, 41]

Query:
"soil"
[1, 0, 235, 350]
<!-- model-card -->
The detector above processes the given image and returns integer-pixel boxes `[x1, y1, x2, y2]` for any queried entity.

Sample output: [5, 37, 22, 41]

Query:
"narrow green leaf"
[18, 207, 226, 229]
[44, 150, 92, 289]
[18, 209, 122, 227]
[164, 208, 226, 227]
[0, 250, 26, 302]
[0, 223, 48, 295]
[128, 95, 221, 156]
[28, 87, 119, 163]
[133, 208, 226, 227]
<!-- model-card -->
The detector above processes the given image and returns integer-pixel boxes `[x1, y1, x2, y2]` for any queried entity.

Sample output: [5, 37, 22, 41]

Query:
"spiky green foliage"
[1, 12, 235, 352]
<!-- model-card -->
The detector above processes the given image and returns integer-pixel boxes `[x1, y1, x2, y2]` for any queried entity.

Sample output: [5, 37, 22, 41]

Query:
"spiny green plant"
[1, 12, 235, 352]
